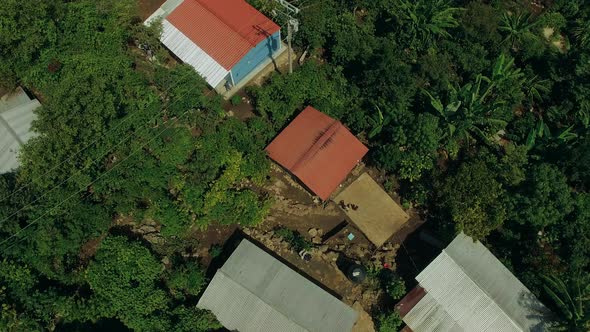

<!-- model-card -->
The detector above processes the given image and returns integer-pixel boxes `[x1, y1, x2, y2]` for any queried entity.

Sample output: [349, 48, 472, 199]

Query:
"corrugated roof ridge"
[441, 248, 524, 331]
[291, 119, 342, 173]
[193, 0, 260, 47]
[215, 269, 307, 331]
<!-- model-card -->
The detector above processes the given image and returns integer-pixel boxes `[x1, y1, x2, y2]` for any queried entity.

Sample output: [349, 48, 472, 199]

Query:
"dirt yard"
[180, 160, 425, 331]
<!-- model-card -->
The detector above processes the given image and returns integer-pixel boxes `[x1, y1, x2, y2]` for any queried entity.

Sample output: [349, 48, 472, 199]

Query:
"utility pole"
[272, 0, 300, 74]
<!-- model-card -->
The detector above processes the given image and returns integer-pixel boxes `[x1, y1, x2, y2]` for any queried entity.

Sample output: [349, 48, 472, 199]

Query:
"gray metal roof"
[0, 88, 39, 174]
[403, 233, 551, 332]
[197, 239, 359, 332]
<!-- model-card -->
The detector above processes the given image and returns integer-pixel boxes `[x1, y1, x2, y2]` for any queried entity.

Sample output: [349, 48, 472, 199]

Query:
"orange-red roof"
[266, 106, 369, 200]
[167, 0, 281, 69]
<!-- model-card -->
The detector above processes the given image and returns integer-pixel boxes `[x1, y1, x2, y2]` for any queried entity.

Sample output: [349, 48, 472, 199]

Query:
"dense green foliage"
[1, 0, 590, 330]
[274, 227, 313, 252]
[0, 0, 265, 330]
[375, 310, 403, 332]
[251, 0, 590, 329]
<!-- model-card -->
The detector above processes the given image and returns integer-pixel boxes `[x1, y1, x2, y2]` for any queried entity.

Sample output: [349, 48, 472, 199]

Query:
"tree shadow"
[517, 289, 555, 332]
[253, 25, 281, 74]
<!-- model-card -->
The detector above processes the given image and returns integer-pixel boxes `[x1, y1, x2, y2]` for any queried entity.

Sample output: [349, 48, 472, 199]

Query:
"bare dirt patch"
[223, 91, 256, 120]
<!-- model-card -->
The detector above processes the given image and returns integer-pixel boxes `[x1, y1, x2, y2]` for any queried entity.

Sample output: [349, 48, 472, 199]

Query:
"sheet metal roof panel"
[0, 88, 31, 112]
[265, 106, 368, 200]
[404, 292, 463, 332]
[403, 233, 550, 332]
[0, 137, 20, 173]
[0, 89, 39, 174]
[444, 233, 550, 331]
[221, 240, 359, 332]
[167, 0, 280, 69]
[3, 102, 38, 139]
[412, 252, 522, 332]
[198, 272, 306, 332]
[196, 0, 280, 45]
[161, 19, 229, 87]
[198, 240, 358, 332]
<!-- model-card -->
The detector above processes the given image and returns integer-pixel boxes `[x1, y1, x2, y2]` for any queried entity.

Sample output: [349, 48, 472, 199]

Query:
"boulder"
[323, 251, 339, 262]
[138, 225, 157, 234]
[144, 233, 164, 245]
[308, 228, 318, 237]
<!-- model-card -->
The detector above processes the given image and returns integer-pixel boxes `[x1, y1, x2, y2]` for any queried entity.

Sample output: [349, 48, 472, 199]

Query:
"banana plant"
[387, 0, 463, 49]
[543, 274, 590, 331]
[423, 75, 507, 148]
[367, 104, 392, 139]
[523, 74, 551, 103]
[526, 117, 550, 149]
[526, 118, 579, 150]
[573, 19, 590, 49]
[499, 12, 540, 49]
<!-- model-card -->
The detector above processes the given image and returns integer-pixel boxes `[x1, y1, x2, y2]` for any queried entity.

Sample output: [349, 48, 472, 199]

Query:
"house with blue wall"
[146, 0, 282, 92]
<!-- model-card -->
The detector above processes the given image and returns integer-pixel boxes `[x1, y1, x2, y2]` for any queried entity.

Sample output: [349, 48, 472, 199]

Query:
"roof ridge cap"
[291, 119, 342, 173]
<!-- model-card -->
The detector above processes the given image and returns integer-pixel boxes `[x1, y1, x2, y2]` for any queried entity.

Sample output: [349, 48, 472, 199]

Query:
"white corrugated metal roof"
[0, 88, 39, 174]
[197, 240, 359, 332]
[160, 19, 229, 87]
[403, 233, 550, 332]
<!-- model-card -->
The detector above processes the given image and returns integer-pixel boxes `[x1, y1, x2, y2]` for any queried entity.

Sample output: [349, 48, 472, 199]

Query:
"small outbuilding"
[146, 0, 282, 91]
[334, 172, 410, 247]
[265, 106, 368, 201]
[197, 239, 359, 332]
[0, 87, 40, 174]
[396, 232, 551, 332]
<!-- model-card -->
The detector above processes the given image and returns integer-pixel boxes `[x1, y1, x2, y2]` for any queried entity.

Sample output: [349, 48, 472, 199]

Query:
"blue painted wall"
[231, 31, 281, 85]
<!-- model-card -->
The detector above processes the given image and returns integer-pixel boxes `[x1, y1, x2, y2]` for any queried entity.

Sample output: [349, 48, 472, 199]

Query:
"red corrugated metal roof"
[266, 106, 369, 200]
[167, 0, 281, 69]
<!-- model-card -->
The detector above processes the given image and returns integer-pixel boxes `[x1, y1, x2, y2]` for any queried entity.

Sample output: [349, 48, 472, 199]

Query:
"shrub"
[208, 244, 223, 259]
[385, 274, 406, 300]
[376, 311, 403, 332]
[275, 227, 312, 252]
[166, 261, 207, 298]
[230, 94, 242, 106]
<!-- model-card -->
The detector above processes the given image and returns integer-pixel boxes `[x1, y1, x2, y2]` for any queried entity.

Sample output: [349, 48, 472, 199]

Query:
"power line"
[0, 109, 194, 254]
[0, 73, 189, 205]
[0, 75, 217, 252]
[0, 75, 192, 227]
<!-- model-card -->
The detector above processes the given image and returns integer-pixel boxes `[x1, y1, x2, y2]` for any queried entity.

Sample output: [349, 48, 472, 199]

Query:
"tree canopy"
[1, 0, 590, 330]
